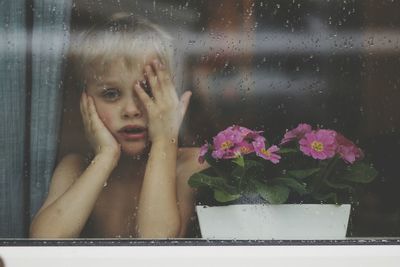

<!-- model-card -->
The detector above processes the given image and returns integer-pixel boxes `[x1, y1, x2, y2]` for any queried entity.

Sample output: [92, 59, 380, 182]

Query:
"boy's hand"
[135, 59, 192, 144]
[80, 92, 121, 160]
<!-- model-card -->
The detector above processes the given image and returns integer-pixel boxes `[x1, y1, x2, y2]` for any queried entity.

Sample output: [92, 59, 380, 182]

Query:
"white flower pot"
[196, 204, 351, 240]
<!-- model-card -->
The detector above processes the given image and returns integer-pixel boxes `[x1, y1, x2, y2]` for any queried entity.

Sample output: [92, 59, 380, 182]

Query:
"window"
[1, 0, 399, 241]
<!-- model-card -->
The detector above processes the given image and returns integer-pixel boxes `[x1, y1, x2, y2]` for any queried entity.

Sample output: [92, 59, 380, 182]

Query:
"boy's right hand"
[80, 92, 121, 162]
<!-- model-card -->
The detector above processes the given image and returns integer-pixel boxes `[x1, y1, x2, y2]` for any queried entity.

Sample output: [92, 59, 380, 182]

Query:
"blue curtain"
[0, 0, 27, 238]
[0, 0, 72, 237]
[30, 0, 72, 221]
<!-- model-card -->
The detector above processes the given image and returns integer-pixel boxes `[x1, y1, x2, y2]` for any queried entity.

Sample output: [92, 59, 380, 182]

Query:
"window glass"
[1, 0, 400, 240]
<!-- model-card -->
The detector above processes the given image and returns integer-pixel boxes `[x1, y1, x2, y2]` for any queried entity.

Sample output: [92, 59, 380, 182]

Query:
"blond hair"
[68, 13, 173, 90]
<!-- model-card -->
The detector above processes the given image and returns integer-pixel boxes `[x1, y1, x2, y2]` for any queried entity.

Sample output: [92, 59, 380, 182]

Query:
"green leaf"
[244, 160, 264, 170]
[204, 151, 218, 167]
[254, 180, 290, 204]
[340, 162, 378, 183]
[271, 177, 308, 195]
[278, 148, 298, 154]
[244, 160, 265, 180]
[188, 172, 234, 192]
[232, 159, 264, 180]
[232, 156, 245, 167]
[287, 168, 320, 179]
[324, 179, 353, 190]
[214, 190, 241, 202]
[232, 165, 245, 180]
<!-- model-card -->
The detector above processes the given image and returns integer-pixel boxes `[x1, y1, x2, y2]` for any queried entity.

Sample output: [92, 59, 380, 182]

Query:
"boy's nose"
[122, 99, 142, 118]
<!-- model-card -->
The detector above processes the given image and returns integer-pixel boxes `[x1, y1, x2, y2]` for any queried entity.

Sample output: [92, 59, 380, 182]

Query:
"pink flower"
[233, 125, 254, 137]
[212, 127, 243, 159]
[234, 140, 255, 155]
[230, 125, 264, 141]
[280, 123, 312, 145]
[211, 125, 265, 159]
[253, 139, 281, 164]
[198, 143, 209, 164]
[233, 126, 265, 155]
[336, 133, 364, 164]
[299, 129, 338, 160]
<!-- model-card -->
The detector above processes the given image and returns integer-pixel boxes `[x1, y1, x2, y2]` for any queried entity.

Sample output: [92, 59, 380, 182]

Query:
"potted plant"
[188, 124, 378, 239]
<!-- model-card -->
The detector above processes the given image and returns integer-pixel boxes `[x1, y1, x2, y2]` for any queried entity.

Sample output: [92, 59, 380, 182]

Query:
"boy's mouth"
[119, 125, 147, 140]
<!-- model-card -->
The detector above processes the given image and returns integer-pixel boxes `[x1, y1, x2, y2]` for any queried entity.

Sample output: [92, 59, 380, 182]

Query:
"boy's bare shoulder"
[177, 147, 200, 166]
[177, 147, 209, 179]
[177, 147, 199, 160]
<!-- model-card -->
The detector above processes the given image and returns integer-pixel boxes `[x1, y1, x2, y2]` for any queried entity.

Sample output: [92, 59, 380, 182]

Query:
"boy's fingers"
[80, 92, 89, 121]
[179, 91, 192, 117]
[144, 64, 161, 99]
[80, 92, 85, 115]
[81, 93, 93, 136]
[150, 59, 176, 104]
[86, 96, 95, 129]
[152, 59, 173, 89]
[87, 96, 104, 130]
[135, 82, 153, 108]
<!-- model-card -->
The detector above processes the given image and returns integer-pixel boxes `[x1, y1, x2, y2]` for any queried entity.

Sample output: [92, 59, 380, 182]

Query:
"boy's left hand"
[134, 59, 191, 143]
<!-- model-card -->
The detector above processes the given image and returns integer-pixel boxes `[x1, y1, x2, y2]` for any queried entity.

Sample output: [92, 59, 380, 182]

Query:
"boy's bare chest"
[88, 178, 142, 238]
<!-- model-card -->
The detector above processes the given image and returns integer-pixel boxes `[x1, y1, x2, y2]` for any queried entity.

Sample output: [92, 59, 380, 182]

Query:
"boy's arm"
[30, 91, 121, 238]
[30, 151, 118, 238]
[135, 58, 200, 238]
[136, 146, 209, 238]
[136, 139, 181, 238]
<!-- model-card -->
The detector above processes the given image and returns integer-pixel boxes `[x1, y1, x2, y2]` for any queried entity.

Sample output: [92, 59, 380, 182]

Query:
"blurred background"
[1, 0, 400, 238]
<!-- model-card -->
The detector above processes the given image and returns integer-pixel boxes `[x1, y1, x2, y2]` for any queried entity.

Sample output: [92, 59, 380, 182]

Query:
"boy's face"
[85, 53, 157, 156]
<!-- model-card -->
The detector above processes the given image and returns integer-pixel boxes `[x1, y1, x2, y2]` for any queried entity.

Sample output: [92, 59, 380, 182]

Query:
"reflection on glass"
[0, 0, 399, 239]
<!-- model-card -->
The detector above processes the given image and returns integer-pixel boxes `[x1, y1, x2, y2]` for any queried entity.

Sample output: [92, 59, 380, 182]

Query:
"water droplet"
[103, 181, 108, 187]
[171, 138, 176, 143]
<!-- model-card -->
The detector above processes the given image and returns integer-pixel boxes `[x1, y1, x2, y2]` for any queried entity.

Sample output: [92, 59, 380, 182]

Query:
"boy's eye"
[101, 88, 120, 101]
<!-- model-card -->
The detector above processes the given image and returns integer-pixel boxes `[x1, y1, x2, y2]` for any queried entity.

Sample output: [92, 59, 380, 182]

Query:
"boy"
[30, 14, 208, 238]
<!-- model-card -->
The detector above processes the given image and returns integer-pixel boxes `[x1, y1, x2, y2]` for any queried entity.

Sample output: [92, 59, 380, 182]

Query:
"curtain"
[0, 0, 27, 238]
[0, 0, 72, 237]
[29, 0, 72, 221]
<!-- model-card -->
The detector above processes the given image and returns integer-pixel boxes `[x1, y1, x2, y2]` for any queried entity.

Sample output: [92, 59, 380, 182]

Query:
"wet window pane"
[1, 0, 400, 240]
